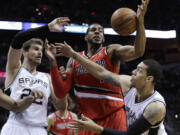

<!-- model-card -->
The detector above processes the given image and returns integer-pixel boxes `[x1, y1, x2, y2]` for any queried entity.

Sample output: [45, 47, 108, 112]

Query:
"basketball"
[111, 8, 137, 36]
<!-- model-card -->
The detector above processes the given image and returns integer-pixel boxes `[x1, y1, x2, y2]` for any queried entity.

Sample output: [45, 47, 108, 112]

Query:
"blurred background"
[0, 0, 180, 134]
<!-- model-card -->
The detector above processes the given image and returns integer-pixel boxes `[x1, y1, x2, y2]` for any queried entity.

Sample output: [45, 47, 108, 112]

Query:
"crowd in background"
[0, 0, 178, 30]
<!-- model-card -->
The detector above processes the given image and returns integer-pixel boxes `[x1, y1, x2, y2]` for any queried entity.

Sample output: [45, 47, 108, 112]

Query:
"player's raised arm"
[107, 0, 150, 62]
[45, 41, 72, 98]
[7, 21, 49, 74]
[6, 17, 70, 87]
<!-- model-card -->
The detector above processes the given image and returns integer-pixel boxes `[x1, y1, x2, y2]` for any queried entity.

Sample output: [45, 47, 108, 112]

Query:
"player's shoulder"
[48, 112, 55, 118]
[145, 101, 166, 114]
[107, 44, 123, 49]
[106, 44, 123, 54]
[48, 112, 56, 121]
[38, 71, 49, 78]
[37, 71, 47, 74]
[144, 101, 166, 125]
[70, 111, 78, 120]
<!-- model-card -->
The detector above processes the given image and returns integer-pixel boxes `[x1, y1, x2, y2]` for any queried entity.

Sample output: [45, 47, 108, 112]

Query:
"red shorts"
[78, 107, 126, 135]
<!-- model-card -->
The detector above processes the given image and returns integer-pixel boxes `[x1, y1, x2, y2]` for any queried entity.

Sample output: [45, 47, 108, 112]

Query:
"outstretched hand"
[30, 90, 44, 100]
[48, 17, 70, 32]
[44, 39, 57, 61]
[137, 0, 150, 23]
[20, 90, 44, 103]
[15, 90, 44, 113]
[68, 114, 103, 134]
[55, 41, 75, 58]
[59, 66, 67, 80]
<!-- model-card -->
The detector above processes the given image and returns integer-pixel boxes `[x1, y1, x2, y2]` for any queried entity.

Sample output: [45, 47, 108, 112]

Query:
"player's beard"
[88, 39, 102, 49]
[29, 57, 41, 67]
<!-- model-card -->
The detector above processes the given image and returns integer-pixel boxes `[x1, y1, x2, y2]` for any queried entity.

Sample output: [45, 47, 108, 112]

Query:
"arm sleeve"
[148, 127, 159, 135]
[101, 115, 152, 135]
[50, 66, 72, 98]
[11, 25, 50, 49]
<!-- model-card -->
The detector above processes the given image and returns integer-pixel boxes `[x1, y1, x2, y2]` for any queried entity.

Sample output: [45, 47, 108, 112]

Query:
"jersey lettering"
[75, 59, 105, 75]
[20, 88, 43, 105]
[19, 77, 48, 88]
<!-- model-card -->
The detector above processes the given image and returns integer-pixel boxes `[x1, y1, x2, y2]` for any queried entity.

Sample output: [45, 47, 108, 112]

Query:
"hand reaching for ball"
[137, 0, 150, 24]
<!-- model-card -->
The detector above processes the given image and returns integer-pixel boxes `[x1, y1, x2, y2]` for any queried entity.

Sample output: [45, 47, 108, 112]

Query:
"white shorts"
[1, 119, 47, 135]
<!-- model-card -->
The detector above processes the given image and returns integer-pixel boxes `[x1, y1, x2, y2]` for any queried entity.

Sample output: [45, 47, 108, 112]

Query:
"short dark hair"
[143, 59, 163, 84]
[86, 23, 104, 35]
[22, 38, 44, 51]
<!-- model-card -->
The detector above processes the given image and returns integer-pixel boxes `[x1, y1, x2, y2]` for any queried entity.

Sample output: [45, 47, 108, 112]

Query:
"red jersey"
[50, 111, 75, 135]
[72, 47, 125, 120]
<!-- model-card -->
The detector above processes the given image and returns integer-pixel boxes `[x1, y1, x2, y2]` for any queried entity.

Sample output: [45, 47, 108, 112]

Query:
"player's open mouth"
[36, 57, 41, 60]
[93, 36, 100, 40]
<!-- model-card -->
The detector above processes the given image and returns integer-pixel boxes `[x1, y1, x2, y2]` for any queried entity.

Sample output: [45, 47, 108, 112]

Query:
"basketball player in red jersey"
[47, 94, 78, 135]
[55, 43, 167, 135]
[46, 0, 150, 134]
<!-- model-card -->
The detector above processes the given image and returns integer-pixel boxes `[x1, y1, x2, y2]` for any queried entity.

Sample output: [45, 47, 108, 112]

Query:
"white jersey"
[124, 87, 167, 135]
[6, 67, 51, 127]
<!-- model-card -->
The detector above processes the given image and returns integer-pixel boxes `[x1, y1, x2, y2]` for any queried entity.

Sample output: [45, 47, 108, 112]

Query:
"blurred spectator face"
[53, 97, 68, 111]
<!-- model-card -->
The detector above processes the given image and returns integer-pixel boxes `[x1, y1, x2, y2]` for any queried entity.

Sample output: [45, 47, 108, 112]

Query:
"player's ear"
[146, 76, 153, 83]
[22, 49, 27, 57]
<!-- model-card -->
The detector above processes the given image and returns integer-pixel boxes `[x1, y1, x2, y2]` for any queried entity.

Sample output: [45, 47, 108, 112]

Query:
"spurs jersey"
[72, 47, 124, 120]
[50, 111, 75, 135]
[6, 67, 51, 127]
[125, 88, 167, 135]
